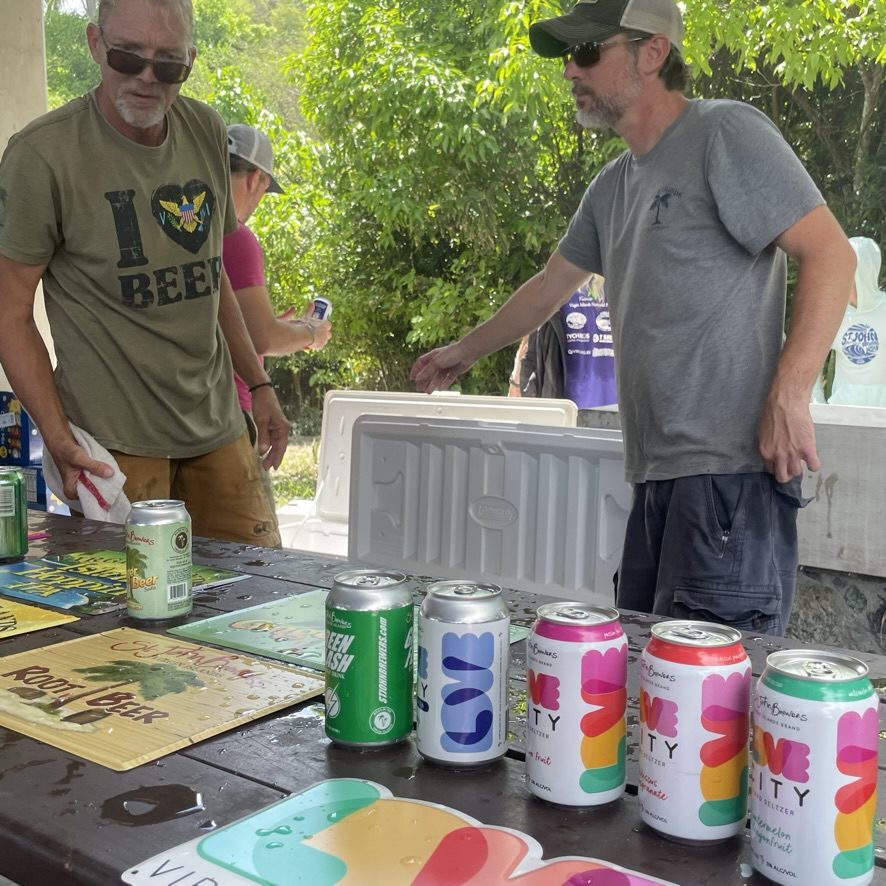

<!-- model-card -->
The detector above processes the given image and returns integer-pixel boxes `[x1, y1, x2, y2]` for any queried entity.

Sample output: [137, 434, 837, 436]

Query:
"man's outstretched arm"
[410, 250, 590, 393]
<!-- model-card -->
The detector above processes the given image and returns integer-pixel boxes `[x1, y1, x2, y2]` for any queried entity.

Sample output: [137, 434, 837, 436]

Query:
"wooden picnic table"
[1, 510, 885, 885]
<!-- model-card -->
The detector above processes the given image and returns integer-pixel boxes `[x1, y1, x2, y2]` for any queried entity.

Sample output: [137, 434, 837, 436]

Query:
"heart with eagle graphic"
[151, 180, 215, 254]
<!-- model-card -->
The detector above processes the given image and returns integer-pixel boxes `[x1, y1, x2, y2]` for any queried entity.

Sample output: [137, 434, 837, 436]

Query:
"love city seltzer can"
[639, 620, 751, 843]
[526, 603, 627, 806]
[325, 569, 414, 746]
[0, 467, 28, 562]
[750, 650, 878, 886]
[125, 500, 193, 620]
[416, 581, 509, 767]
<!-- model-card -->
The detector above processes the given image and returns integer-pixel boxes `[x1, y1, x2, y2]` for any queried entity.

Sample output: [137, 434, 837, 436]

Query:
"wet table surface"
[1, 511, 885, 885]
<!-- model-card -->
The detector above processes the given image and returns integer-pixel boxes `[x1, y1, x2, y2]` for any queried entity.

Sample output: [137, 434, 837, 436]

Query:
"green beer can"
[0, 467, 28, 562]
[125, 500, 193, 620]
[325, 568, 414, 746]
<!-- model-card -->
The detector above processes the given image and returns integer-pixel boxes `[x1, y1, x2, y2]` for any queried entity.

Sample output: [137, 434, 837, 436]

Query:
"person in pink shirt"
[224, 124, 332, 524]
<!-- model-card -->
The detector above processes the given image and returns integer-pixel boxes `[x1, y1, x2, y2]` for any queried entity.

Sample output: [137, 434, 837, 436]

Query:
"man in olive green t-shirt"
[0, 0, 287, 546]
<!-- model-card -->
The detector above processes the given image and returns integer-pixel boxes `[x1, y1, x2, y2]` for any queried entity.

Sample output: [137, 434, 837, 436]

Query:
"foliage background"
[43, 0, 885, 434]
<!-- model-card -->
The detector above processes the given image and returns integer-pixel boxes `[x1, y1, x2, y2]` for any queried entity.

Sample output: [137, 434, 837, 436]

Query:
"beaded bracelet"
[248, 381, 274, 394]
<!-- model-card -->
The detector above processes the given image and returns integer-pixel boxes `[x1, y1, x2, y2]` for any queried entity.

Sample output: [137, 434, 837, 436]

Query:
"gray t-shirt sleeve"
[557, 175, 606, 275]
[706, 103, 824, 256]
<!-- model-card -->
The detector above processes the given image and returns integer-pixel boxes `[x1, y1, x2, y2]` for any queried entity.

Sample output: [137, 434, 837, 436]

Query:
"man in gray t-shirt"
[411, 0, 855, 635]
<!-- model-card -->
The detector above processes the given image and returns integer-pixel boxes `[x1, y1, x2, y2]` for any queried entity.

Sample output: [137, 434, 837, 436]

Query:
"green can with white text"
[325, 569, 414, 746]
[0, 467, 28, 562]
[125, 500, 193, 621]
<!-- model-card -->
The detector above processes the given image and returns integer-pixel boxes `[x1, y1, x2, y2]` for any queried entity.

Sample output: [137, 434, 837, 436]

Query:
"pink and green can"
[525, 603, 627, 806]
[751, 649, 878, 886]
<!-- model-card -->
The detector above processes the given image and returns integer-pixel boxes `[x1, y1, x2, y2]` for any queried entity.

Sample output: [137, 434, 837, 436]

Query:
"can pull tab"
[453, 585, 479, 596]
[671, 627, 710, 642]
[804, 660, 836, 679]
[354, 575, 381, 587]
[559, 607, 591, 620]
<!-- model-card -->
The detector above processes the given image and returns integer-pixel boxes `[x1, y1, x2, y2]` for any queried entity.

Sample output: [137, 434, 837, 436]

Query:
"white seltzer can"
[125, 499, 193, 620]
[751, 650, 878, 886]
[416, 581, 509, 767]
[525, 603, 627, 806]
[639, 620, 751, 843]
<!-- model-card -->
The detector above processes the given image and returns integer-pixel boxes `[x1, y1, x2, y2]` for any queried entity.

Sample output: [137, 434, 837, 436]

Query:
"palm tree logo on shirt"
[649, 191, 673, 225]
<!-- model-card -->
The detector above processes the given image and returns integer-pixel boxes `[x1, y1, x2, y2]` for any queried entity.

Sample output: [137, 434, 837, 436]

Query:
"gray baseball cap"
[226, 124, 284, 194]
[529, 0, 683, 58]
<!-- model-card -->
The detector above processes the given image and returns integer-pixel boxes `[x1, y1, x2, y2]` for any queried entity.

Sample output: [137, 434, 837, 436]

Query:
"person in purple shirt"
[512, 275, 616, 408]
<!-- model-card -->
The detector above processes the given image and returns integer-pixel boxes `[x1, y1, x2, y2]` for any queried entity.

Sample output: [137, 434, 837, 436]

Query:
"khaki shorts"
[110, 431, 282, 548]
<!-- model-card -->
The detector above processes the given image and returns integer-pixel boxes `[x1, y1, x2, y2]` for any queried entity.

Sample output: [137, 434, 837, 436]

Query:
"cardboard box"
[0, 392, 43, 466]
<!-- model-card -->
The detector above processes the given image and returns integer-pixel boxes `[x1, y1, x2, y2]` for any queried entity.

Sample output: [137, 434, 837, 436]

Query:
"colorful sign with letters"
[170, 590, 530, 673]
[123, 778, 677, 885]
[0, 597, 77, 637]
[0, 550, 246, 616]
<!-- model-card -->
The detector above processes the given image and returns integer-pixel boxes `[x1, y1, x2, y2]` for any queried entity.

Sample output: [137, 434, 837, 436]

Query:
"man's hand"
[758, 390, 820, 483]
[251, 386, 290, 470]
[277, 306, 332, 351]
[410, 342, 474, 394]
[47, 438, 116, 501]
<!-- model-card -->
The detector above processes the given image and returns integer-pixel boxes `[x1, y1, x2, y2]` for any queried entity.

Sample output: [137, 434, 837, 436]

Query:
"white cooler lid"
[347, 415, 630, 604]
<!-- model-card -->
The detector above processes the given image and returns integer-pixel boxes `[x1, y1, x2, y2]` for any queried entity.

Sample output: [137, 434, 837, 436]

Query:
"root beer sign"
[0, 627, 323, 770]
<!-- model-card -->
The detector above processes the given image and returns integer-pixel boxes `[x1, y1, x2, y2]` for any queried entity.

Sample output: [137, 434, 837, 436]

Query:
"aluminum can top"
[536, 602, 619, 627]
[329, 568, 410, 610]
[128, 500, 188, 524]
[765, 649, 869, 682]
[421, 580, 506, 623]
[650, 620, 742, 648]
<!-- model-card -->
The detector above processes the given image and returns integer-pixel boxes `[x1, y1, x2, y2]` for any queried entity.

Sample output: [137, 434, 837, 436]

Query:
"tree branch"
[785, 87, 844, 173]
[854, 61, 885, 193]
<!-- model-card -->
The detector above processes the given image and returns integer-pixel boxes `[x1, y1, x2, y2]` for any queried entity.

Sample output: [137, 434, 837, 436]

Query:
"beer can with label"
[0, 467, 27, 562]
[325, 569, 414, 747]
[525, 603, 627, 805]
[311, 297, 332, 320]
[125, 500, 193, 620]
[751, 650, 878, 886]
[416, 580, 509, 767]
[639, 620, 751, 843]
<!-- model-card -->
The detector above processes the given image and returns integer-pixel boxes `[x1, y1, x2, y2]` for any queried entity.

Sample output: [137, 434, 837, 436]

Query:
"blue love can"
[416, 581, 510, 767]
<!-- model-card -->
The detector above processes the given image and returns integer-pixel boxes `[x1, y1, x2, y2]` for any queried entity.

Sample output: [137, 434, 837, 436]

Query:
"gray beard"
[575, 94, 624, 130]
[115, 96, 167, 130]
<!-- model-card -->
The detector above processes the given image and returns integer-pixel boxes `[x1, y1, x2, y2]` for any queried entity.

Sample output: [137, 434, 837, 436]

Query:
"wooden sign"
[0, 628, 323, 771]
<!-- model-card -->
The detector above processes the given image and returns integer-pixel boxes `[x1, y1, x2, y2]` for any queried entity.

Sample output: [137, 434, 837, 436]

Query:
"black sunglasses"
[100, 29, 192, 84]
[563, 36, 646, 68]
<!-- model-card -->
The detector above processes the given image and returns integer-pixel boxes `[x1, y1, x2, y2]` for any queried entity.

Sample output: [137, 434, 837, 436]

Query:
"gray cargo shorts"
[614, 472, 808, 636]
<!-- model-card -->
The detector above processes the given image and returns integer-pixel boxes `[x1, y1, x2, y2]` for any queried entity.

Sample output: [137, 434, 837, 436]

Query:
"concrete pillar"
[0, 0, 55, 392]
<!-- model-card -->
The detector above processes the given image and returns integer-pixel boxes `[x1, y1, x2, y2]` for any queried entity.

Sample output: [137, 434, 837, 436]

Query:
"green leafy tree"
[685, 0, 885, 249]
[40, 0, 884, 406]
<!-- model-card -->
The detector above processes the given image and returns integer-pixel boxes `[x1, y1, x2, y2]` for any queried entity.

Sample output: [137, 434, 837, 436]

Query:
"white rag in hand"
[42, 424, 131, 523]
